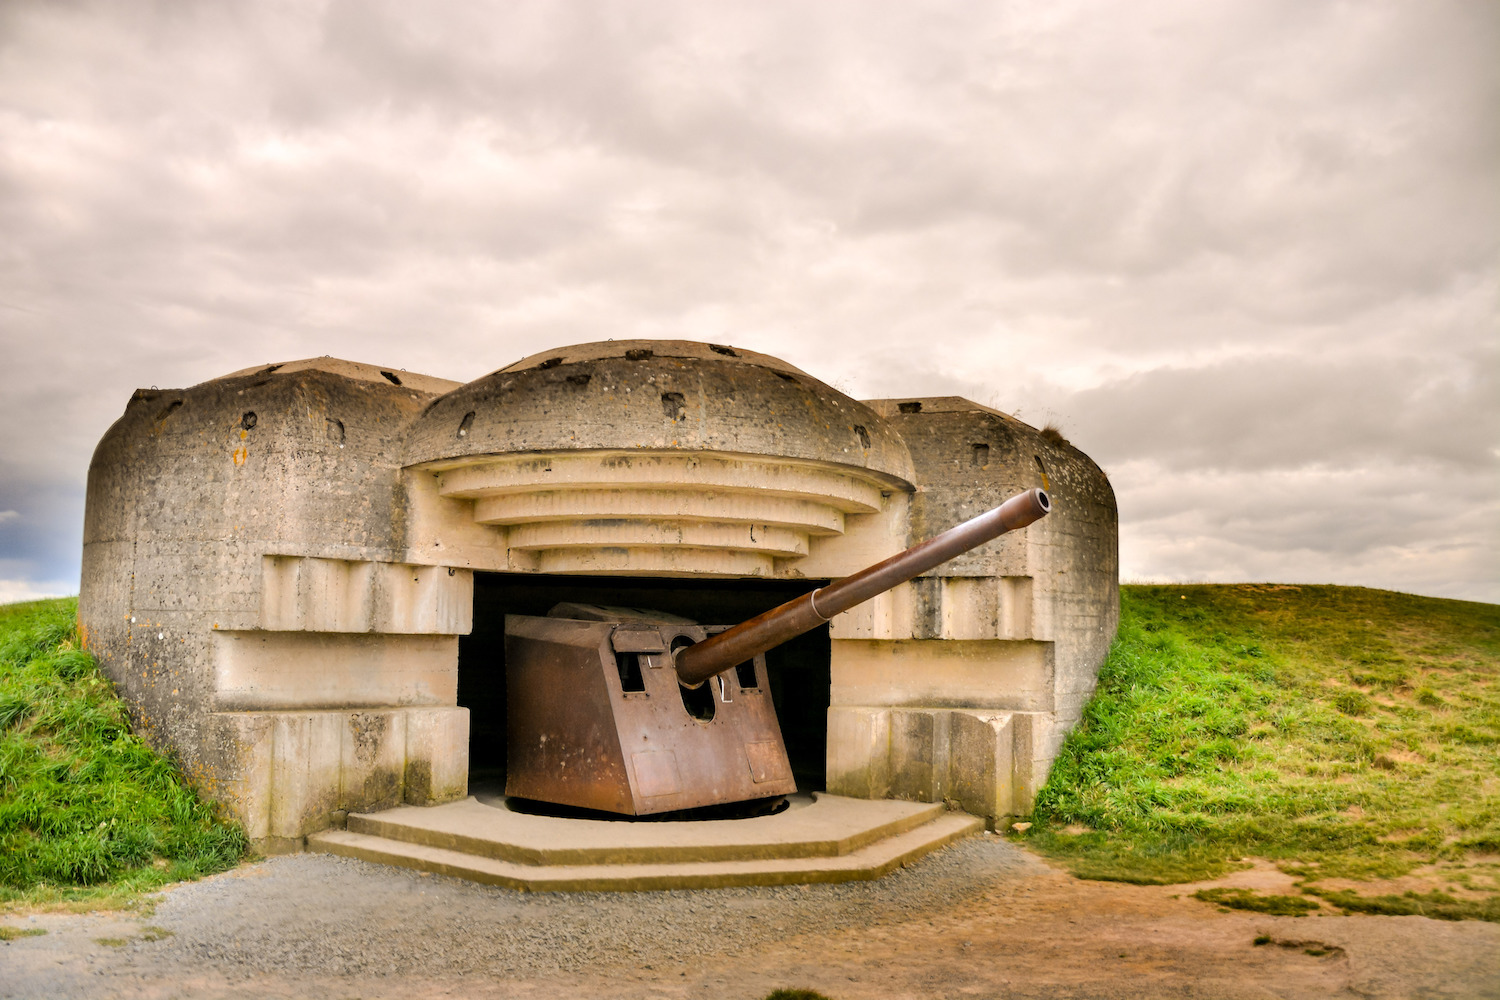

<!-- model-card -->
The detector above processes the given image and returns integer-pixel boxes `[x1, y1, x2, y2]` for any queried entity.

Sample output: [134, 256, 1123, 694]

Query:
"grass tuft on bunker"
[1022, 585, 1500, 919]
[0, 598, 246, 911]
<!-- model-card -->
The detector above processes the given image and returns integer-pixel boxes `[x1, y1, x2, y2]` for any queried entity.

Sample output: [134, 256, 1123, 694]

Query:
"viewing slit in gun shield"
[672, 487, 1052, 687]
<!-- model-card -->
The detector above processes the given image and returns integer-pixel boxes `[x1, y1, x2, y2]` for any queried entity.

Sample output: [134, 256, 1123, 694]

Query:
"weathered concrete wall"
[823, 397, 1118, 824]
[80, 345, 1117, 846]
[80, 360, 471, 850]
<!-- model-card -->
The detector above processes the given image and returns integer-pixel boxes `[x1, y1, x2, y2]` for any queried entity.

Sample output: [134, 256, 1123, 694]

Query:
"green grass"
[0, 598, 246, 910]
[1021, 584, 1500, 919]
[1307, 887, 1500, 921]
[1193, 887, 1320, 916]
[0, 924, 47, 940]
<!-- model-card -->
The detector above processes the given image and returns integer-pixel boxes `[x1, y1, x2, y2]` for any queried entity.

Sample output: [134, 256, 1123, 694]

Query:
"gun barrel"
[673, 487, 1051, 686]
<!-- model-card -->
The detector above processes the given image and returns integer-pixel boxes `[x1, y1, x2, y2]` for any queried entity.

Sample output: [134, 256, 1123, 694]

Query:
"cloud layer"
[2, 0, 1496, 601]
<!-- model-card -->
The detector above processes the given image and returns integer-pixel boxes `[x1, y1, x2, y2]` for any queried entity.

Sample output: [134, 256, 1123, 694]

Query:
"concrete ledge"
[341, 792, 944, 866]
[211, 632, 458, 710]
[260, 556, 473, 634]
[307, 803, 982, 891]
[830, 639, 1055, 710]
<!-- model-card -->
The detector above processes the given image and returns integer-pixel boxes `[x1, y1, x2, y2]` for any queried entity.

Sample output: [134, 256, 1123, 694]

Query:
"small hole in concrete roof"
[457, 411, 475, 438]
[326, 418, 345, 443]
[774, 371, 798, 384]
[709, 344, 739, 357]
[240, 411, 257, 430]
[625, 348, 654, 361]
[898, 401, 923, 413]
[380, 370, 403, 385]
[259, 364, 282, 374]
[972, 443, 990, 467]
[566, 373, 592, 386]
[538, 357, 564, 369]
[854, 424, 871, 448]
[156, 400, 183, 422]
[661, 392, 686, 420]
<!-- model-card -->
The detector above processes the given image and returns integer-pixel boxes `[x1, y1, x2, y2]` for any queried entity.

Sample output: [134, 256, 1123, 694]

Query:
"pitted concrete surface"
[3, 839, 1496, 999]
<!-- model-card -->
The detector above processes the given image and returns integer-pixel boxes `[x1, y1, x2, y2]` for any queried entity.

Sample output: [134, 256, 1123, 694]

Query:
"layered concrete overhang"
[400, 339, 915, 577]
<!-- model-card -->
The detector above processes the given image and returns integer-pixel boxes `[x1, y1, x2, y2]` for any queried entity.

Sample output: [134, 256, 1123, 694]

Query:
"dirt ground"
[3, 838, 1497, 1000]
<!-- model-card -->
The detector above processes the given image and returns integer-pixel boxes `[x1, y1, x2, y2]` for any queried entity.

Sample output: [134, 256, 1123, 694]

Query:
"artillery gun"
[504, 488, 1051, 815]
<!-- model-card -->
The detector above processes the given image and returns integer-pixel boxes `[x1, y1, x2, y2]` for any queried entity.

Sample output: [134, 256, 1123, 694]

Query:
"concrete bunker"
[79, 341, 1118, 851]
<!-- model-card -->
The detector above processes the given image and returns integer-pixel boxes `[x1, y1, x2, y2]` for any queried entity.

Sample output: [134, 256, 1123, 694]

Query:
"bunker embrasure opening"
[459, 572, 832, 798]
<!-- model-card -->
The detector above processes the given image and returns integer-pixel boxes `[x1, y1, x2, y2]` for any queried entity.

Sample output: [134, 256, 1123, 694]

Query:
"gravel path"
[5, 834, 1498, 999]
[3, 834, 1045, 996]
[157, 835, 1039, 977]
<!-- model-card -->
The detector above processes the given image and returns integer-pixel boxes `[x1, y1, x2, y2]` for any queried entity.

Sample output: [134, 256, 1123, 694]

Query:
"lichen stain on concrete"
[348, 713, 388, 769]
[403, 759, 434, 805]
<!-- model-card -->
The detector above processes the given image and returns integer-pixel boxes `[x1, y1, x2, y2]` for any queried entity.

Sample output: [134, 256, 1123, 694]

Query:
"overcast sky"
[2, 0, 1496, 605]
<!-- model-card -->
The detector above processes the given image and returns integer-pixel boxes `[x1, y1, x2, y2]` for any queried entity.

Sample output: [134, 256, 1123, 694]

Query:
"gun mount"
[504, 488, 1051, 816]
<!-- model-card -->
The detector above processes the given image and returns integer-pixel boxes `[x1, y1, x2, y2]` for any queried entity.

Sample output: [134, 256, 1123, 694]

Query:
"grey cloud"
[853, 349, 1498, 482]
[1116, 461, 1499, 602]
[0, 0, 1494, 602]
[1051, 352, 1500, 472]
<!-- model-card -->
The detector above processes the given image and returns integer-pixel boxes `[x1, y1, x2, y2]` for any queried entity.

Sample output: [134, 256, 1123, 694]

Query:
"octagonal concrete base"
[306, 792, 982, 891]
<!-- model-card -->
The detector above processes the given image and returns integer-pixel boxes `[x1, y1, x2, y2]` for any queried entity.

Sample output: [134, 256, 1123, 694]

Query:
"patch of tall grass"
[1024, 585, 1500, 907]
[0, 598, 246, 908]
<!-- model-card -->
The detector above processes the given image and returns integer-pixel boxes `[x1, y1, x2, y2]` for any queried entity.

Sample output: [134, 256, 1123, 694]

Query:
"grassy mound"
[1024, 584, 1499, 917]
[0, 599, 246, 908]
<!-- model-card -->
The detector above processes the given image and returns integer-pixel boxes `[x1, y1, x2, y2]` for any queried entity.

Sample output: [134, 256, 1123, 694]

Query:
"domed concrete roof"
[217, 356, 462, 396]
[404, 340, 914, 484]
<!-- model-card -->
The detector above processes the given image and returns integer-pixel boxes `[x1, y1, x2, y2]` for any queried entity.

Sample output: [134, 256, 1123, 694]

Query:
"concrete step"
[343, 792, 949, 866]
[308, 809, 983, 891]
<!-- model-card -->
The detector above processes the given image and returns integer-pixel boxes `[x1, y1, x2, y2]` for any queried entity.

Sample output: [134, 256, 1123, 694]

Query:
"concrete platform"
[306, 793, 983, 891]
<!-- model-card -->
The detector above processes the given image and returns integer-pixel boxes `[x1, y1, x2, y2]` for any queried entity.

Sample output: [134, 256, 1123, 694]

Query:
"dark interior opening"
[678, 676, 717, 721]
[458, 572, 833, 795]
[734, 660, 758, 690]
[615, 651, 646, 692]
